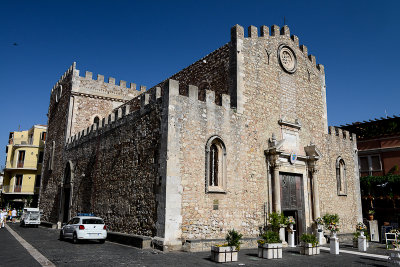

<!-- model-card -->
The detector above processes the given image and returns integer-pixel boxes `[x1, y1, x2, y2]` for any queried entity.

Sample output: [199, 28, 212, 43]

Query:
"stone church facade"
[39, 24, 362, 251]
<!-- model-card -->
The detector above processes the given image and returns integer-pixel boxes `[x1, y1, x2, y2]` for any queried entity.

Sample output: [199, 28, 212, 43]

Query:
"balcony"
[5, 160, 38, 170]
[8, 138, 38, 147]
[2, 185, 35, 194]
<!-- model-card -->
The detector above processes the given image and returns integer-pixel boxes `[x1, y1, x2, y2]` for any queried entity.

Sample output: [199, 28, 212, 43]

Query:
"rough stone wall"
[151, 44, 230, 105]
[69, 95, 120, 137]
[165, 82, 264, 240]
[67, 68, 143, 137]
[63, 99, 162, 235]
[169, 24, 361, 243]
[40, 65, 74, 222]
[318, 128, 361, 233]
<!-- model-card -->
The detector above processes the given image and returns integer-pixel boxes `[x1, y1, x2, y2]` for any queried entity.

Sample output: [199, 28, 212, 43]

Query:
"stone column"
[273, 165, 281, 213]
[311, 169, 321, 220]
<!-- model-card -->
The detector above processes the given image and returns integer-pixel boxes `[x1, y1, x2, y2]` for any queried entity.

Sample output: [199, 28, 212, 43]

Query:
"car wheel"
[59, 230, 64, 241]
[20, 220, 24, 227]
[72, 232, 78, 244]
[99, 239, 105, 244]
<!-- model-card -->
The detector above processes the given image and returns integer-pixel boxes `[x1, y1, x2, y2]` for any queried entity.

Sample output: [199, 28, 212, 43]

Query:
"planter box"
[258, 243, 282, 259]
[300, 242, 320, 255]
[210, 246, 238, 263]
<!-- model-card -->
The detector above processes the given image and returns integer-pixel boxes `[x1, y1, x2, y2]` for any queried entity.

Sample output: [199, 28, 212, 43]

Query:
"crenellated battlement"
[51, 62, 75, 93]
[232, 24, 324, 74]
[66, 79, 233, 148]
[327, 126, 357, 143]
[66, 83, 163, 148]
[70, 64, 145, 102]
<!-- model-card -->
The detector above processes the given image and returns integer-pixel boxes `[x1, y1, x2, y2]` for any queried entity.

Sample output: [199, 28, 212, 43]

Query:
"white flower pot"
[211, 246, 238, 263]
[258, 243, 282, 259]
[300, 242, 320, 256]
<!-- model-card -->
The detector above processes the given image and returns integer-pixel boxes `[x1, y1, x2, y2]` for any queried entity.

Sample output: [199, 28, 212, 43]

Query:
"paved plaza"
[0, 223, 393, 266]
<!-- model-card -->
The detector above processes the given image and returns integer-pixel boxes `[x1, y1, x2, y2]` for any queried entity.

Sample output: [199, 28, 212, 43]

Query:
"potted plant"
[258, 230, 282, 259]
[286, 216, 296, 247]
[211, 229, 242, 263]
[257, 212, 286, 259]
[315, 217, 324, 231]
[368, 210, 375, 221]
[322, 214, 340, 238]
[300, 233, 320, 255]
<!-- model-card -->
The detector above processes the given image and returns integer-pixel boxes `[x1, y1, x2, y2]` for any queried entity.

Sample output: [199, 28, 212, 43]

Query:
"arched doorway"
[61, 162, 73, 223]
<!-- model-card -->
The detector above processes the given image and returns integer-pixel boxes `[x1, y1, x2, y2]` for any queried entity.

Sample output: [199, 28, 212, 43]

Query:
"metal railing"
[6, 160, 39, 169]
[14, 185, 22, 192]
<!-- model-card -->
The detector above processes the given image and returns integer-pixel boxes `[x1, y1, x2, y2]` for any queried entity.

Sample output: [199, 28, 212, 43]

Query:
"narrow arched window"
[336, 157, 347, 196]
[93, 116, 100, 127]
[206, 136, 226, 193]
[210, 143, 219, 186]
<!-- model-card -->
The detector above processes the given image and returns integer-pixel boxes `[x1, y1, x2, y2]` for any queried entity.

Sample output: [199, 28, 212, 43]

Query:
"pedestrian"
[11, 208, 17, 223]
[2, 209, 7, 227]
[7, 209, 11, 222]
[0, 209, 4, 228]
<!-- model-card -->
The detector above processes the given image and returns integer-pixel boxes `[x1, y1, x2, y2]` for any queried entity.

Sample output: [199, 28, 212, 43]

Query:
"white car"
[20, 208, 41, 227]
[59, 215, 107, 244]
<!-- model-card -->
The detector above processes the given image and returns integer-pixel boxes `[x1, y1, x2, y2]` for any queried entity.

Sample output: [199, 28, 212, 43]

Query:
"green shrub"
[267, 212, 287, 232]
[300, 233, 318, 247]
[226, 229, 243, 251]
[322, 213, 339, 227]
[258, 230, 281, 244]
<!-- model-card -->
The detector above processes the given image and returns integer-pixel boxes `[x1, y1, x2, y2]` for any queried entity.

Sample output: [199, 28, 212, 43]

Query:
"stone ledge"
[40, 221, 57, 229]
[183, 237, 258, 252]
[107, 231, 152, 249]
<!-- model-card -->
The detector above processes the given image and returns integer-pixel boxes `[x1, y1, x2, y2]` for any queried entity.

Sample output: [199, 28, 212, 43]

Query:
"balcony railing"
[14, 185, 22, 192]
[8, 138, 38, 146]
[1, 185, 35, 194]
[6, 160, 39, 170]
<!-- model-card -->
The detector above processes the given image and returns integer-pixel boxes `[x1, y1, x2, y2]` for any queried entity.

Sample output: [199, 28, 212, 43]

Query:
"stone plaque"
[278, 45, 297, 73]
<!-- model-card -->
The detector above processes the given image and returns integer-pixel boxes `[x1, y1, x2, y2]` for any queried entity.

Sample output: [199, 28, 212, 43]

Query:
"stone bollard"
[279, 227, 287, 247]
[317, 230, 326, 245]
[288, 224, 295, 248]
[358, 234, 367, 252]
[330, 236, 339, 254]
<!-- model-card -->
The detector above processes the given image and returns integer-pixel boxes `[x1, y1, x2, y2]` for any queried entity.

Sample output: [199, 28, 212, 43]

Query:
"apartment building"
[2, 125, 47, 208]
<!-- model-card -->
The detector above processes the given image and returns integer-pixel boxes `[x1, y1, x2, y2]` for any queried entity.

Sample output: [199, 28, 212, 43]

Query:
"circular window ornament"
[278, 45, 297, 74]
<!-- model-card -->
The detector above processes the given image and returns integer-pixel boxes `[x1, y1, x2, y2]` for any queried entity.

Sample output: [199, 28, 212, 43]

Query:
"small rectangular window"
[41, 132, 47, 141]
[371, 156, 381, 171]
[35, 175, 41, 187]
[359, 157, 369, 171]
[38, 152, 44, 163]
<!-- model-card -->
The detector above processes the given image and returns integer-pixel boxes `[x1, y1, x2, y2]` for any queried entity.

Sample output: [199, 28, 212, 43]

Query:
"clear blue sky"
[1, 0, 399, 166]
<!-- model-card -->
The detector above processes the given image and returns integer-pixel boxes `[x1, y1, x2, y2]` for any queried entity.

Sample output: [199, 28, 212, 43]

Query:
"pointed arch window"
[93, 116, 100, 128]
[206, 136, 227, 193]
[336, 157, 347, 196]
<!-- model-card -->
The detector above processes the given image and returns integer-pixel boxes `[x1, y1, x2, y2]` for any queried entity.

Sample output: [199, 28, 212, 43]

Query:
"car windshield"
[82, 219, 104, 224]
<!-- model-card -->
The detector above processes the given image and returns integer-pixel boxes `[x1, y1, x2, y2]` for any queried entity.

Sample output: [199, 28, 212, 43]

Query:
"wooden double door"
[280, 173, 305, 245]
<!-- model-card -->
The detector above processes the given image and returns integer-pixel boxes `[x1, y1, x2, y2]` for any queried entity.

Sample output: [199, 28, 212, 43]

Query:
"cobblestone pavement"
[0, 224, 392, 267]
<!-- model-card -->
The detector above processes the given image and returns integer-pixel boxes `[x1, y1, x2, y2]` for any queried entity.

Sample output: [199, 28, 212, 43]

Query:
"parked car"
[60, 214, 107, 244]
[20, 208, 41, 227]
